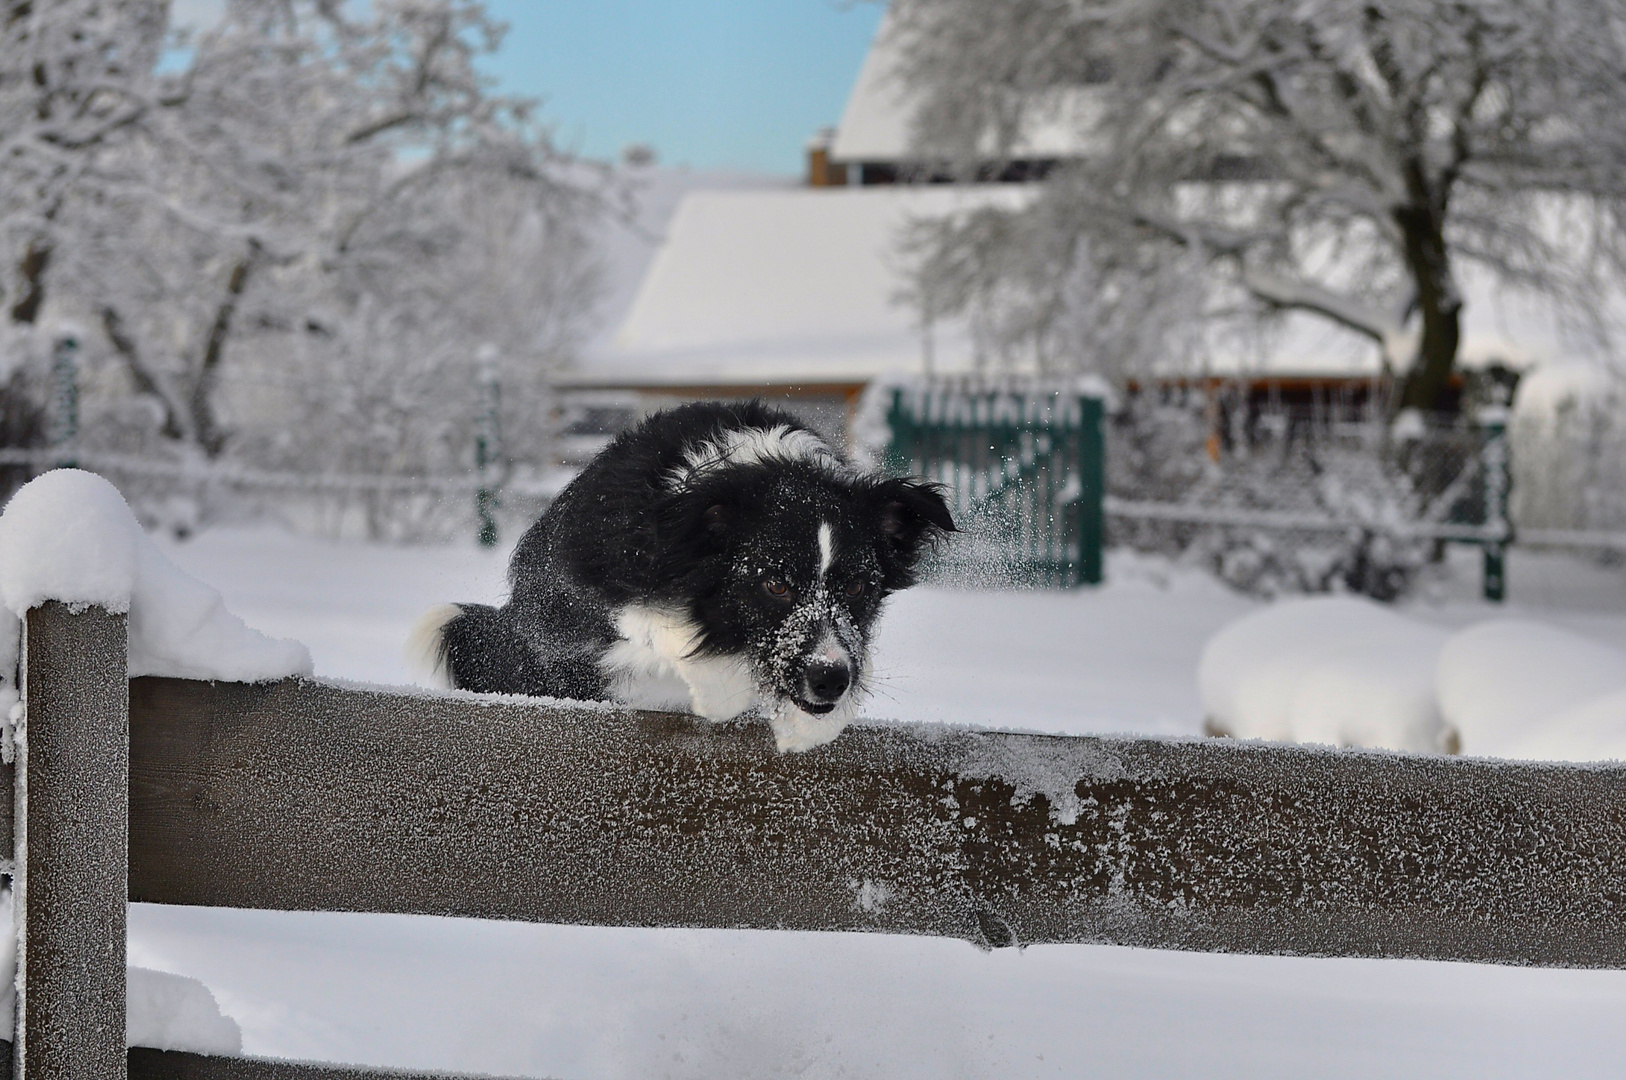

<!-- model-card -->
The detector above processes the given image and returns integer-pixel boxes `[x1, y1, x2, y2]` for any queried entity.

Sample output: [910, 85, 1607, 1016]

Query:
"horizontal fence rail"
[1104, 496, 1512, 544]
[15, 604, 1626, 1076]
[122, 674, 1626, 966]
[0, 447, 557, 499]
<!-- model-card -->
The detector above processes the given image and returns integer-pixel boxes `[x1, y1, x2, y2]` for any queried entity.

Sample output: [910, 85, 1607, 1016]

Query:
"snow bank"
[1198, 597, 1451, 753]
[0, 889, 242, 1052]
[126, 967, 243, 1054]
[1204, 603, 1626, 761]
[1505, 687, 1626, 763]
[1438, 620, 1626, 757]
[0, 470, 310, 682]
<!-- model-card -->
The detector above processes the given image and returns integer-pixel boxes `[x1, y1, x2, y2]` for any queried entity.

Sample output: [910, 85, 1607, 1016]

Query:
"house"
[554, 8, 1590, 457]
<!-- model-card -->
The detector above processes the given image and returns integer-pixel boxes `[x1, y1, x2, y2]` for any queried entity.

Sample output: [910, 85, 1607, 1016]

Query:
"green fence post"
[1479, 403, 1510, 602]
[1076, 395, 1105, 586]
[49, 333, 79, 469]
[883, 387, 910, 476]
[475, 344, 501, 548]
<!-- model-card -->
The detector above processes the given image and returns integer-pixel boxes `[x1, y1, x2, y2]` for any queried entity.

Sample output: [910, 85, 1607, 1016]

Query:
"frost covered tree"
[886, 0, 1626, 412]
[1, 0, 600, 463]
[1, 0, 168, 329]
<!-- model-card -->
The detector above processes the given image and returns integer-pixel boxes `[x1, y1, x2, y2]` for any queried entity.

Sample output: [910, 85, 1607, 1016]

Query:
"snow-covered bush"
[1509, 364, 1626, 536]
[1202, 602, 1626, 761]
[1199, 596, 1452, 753]
[1107, 396, 1440, 600]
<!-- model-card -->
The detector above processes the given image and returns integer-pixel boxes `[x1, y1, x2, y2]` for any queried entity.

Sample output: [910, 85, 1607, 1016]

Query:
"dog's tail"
[406, 603, 463, 687]
[406, 602, 549, 695]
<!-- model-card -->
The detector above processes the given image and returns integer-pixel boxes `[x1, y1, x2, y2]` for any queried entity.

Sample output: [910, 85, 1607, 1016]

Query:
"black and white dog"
[410, 401, 954, 751]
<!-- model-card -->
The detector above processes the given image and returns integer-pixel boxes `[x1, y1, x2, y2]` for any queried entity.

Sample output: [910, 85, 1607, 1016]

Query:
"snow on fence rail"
[11, 604, 1626, 1077]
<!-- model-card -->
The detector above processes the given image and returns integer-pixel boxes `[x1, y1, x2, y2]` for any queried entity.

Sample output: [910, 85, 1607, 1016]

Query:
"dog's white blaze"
[667, 424, 841, 489]
[602, 603, 758, 720]
[404, 603, 461, 688]
[811, 625, 850, 669]
[817, 521, 834, 580]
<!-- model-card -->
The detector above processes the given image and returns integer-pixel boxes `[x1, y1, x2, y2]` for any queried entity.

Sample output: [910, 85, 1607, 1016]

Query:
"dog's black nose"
[803, 661, 851, 703]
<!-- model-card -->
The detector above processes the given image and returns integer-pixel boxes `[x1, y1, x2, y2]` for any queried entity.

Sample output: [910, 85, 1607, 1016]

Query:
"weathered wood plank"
[17, 604, 128, 1078]
[129, 675, 1626, 967]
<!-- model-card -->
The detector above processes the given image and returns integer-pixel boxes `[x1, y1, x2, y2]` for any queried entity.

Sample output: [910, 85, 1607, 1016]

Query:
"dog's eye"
[763, 580, 793, 600]
[843, 580, 866, 598]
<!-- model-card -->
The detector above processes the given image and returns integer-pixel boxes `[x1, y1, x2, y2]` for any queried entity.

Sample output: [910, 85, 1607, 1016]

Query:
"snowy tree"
[0, 0, 167, 329]
[886, 0, 1626, 412]
[2, 0, 601, 463]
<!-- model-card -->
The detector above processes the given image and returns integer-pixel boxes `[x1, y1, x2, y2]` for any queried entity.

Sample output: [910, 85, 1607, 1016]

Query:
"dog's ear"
[870, 479, 955, 575]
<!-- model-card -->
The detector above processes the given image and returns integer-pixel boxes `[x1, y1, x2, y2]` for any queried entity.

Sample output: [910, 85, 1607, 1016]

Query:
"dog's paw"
[768, 702, 853, 753]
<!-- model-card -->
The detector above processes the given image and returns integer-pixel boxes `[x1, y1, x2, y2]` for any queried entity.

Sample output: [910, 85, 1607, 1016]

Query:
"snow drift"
[0, 889, 242, 1052]
[0, 469, 311, 683]
[1198, 596, 1452, 753]
[1203, 600, 1626, 762]
[1438, 620, 1626, 760]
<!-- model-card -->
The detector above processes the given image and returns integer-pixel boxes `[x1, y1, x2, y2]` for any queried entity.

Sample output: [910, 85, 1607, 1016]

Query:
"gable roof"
[566, 185, 1029, 387]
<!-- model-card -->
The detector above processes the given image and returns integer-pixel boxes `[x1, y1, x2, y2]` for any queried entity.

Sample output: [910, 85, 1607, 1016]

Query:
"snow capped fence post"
[474, 344, 502, 549]
[14, 602, 128, 1079]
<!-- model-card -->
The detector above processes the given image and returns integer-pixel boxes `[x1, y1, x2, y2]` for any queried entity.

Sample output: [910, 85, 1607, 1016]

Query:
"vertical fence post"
[475, 344, 502, 549]
[1074, 395, 1105, 586]
[15, 602, 128, 1078]
[47, 336, 78, 471]
[883, 388, 910, 475]
[1479, 403, 1510, 603]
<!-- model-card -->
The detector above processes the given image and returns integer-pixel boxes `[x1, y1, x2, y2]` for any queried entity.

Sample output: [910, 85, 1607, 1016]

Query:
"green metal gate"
[883, 382, 1104, 588]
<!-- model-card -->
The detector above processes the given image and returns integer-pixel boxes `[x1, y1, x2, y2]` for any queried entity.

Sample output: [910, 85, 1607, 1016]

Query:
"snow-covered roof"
[565, 185, 1030, 388]
[830, 11, 1101, 164]
[570, 182, 1612, 391]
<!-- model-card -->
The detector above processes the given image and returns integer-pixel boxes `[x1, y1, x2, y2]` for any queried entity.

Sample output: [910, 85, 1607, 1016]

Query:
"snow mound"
[0, 467, 139, 614]
[1198, 597, 1451, 753]
[1437, 620, 1626, 757]
[1507, 687, 1626, 763]
[0, 889, 242, 1052]
[127, 966, 244, 1054]
[0, 469, 311, 682]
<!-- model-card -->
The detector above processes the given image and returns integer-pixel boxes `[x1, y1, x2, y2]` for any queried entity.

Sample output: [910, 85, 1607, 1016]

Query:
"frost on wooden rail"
[10, 602, 1626, 1080]
[119, 668, 1626, 969]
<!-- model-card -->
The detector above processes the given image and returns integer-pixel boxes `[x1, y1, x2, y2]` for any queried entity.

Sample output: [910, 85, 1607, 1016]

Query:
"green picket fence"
[883, 383, 1105, 588]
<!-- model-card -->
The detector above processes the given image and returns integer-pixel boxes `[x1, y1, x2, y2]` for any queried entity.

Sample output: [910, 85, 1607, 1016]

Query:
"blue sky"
[478, 1, 885, 174]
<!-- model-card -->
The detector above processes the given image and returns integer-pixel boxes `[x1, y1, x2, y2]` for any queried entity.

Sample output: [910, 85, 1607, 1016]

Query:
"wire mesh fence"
[0, 447, 562, 545]
[1103, 392, 1509, 599]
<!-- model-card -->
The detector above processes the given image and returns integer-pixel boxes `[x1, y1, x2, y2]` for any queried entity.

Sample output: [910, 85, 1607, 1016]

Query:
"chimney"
[806, 127, 847, 188]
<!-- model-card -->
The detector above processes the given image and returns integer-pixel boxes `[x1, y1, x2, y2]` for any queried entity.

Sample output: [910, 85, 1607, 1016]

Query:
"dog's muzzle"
[799, 660, 852, 714]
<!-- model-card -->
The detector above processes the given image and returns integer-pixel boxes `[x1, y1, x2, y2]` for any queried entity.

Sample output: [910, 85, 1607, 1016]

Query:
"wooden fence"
[10, 602, 1626, 1078]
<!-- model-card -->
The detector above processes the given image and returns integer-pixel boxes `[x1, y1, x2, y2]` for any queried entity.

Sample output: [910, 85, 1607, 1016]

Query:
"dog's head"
[658, 451, 954, 742]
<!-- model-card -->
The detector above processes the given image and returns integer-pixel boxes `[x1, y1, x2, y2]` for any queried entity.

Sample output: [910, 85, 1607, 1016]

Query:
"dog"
[409, 400, 954, 751]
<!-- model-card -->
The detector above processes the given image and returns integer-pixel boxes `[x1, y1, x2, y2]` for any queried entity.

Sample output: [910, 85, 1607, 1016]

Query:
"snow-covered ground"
[122, 525, 1626, 1079]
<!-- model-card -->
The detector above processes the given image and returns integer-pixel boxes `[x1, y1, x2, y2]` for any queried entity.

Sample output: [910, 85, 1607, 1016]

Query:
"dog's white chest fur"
[600, 602, 852, 752]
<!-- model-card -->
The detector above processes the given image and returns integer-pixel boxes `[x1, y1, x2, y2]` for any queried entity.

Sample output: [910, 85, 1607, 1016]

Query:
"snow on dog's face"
[659, 455, 954, 751]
